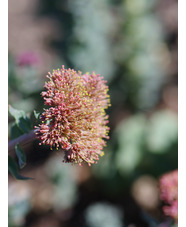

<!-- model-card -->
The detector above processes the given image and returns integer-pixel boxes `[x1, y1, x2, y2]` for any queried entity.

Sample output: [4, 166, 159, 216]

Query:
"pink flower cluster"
[35, 65, 110, 166]
[17, 52, 39, 66]
[159, 169, 178, 222]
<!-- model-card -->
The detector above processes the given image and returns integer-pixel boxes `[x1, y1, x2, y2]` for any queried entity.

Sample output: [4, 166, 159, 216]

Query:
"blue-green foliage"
[8, 156, 32, 180]
[8, 106, 34, 179]
[85, 202, 123, 227]
[9, 105, 32, 136]
[45, 156, 78, 210]
[15, 144, 27, 169]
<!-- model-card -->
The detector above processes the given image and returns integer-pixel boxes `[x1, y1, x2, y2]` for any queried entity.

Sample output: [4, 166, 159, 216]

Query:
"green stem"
[8, 129, 36, 156]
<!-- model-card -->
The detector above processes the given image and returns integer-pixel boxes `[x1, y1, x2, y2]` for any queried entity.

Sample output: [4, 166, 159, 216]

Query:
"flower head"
[159, 169, 178, 222]
[35, 65, 110, 166]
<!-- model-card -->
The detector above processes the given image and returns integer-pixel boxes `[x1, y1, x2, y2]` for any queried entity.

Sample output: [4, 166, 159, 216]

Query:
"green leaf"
[18, 117, 32, 133]
[8, 156, 33, 180]
[33, 110, 41, 120]
[8, 105, 32, 133]
[9, 105, 26, 120]
[10, 123, 24, 140]
[15, 144, 26, 169]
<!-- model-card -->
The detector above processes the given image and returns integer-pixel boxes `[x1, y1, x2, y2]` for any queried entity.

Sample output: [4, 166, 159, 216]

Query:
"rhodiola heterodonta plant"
[159, 169, 178, 223]
[35, 65, 111, 166]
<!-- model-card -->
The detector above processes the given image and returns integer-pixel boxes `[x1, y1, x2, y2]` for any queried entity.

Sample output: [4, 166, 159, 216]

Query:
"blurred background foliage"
[8, 0, 177, 226]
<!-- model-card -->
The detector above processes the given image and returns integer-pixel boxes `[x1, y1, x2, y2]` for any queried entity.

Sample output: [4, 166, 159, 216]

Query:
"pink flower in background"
[35, 65, 110, 166]
[159, 169, 178, 222]
[17, 52, 39, 66]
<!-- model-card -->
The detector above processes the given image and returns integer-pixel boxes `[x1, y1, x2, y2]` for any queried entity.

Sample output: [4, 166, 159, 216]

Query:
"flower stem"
[8, 129, 36, 156]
